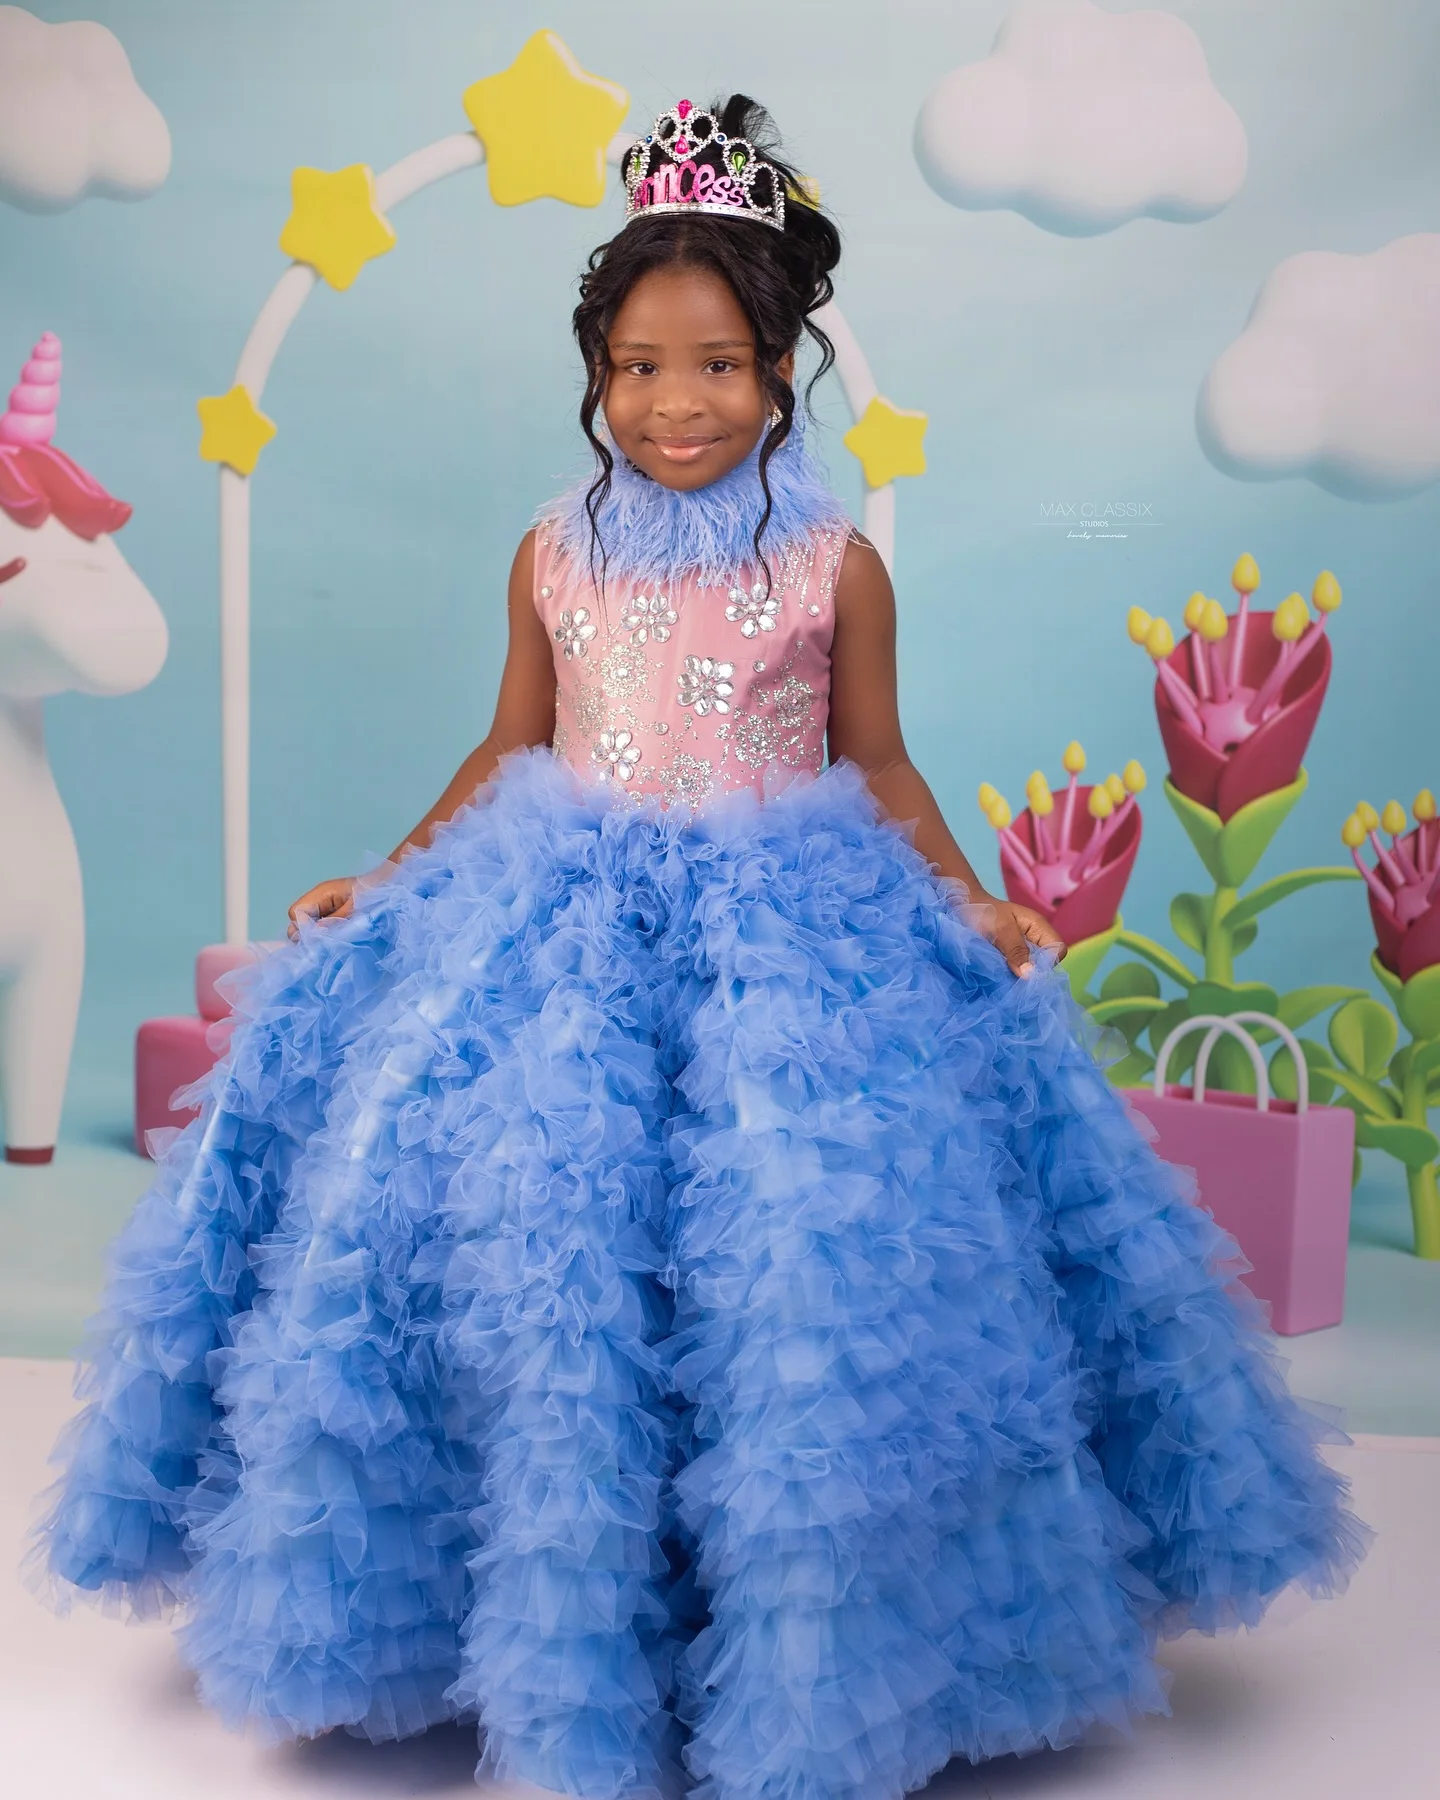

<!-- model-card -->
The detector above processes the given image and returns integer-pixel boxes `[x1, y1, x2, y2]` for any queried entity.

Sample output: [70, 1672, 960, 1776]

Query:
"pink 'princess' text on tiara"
[623, 100, 786, 232]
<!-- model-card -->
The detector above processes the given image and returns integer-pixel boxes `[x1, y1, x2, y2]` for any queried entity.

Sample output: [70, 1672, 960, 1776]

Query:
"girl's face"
[602, 262, 795, 491]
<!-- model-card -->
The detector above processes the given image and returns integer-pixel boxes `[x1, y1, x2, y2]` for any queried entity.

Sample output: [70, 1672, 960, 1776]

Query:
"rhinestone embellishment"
[621, 592, 678, 646]
[726, 581, 781, 639]
[677, 655, 735, 716]
[555, 607, 597, 660]
[592, 728, 641, 781]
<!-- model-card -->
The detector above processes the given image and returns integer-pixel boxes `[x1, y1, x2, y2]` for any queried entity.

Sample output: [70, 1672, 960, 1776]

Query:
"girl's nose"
[652, 383, 705, 421]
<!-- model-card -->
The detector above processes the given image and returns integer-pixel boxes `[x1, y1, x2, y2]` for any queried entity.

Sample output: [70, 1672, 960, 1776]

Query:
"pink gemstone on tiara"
[674, 137, 690, 155]
[677, 99, 691, 118]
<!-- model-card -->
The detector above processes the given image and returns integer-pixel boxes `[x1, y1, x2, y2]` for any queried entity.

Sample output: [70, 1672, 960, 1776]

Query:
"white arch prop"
[217, 131, 898, 945]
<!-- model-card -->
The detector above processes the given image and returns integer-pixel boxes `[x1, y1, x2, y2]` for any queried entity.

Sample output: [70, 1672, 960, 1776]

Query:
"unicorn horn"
[0, 332, 62, 448]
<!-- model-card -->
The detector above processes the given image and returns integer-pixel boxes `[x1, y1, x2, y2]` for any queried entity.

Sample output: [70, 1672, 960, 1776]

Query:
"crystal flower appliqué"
[555, 607, 597, 661]
[621, 592, 678, 646]
[726, 581, 780, 639]
[592, 728, 642, 782]
[678, 656, 735, 717]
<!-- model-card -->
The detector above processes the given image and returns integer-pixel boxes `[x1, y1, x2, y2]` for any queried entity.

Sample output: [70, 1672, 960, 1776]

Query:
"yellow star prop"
[843, 397, 929, 488]
[278, 164, 396, 291]
[197, 384, 277, 477]
[463, 31, 629, 208]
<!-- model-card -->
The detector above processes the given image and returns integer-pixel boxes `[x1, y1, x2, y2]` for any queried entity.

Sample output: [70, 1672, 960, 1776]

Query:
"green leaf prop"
[1107, 1048, 1158, 1088]
[1329, 997, 1399, 1081]
[1366, 952, 1440, 1042]
[1277, 985, 1368, 1030]
[1100, 962, 1162, 1002]
[1269, 1037, 1338, 1105]
[1222, 866, 1362, 934]
[1355, 1117, 1440, 1171]
[1188, 980, 1282, 1022]
[1061, 920, 1123, 1001]
[1205, 1034, 1260, 1094]
[1395, 962, 1440, 1042]
[1169, 893, 1210, 953]
[1163, 769, 1308, 888]
[1114, 930, 1196, 990]
[1149, 997, 1196, 1078]
[1326, 1067, 1400, 1118]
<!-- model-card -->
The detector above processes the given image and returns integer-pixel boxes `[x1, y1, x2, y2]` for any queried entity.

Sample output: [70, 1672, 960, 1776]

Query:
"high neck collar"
[539, 420, 851, 591]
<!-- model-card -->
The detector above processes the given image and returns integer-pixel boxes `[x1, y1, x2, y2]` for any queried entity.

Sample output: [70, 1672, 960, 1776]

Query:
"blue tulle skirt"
[34, 752, 1367, 1800]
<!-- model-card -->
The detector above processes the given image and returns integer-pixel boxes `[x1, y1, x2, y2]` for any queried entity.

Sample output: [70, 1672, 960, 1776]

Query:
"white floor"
[4, 1359, 1437, 1800]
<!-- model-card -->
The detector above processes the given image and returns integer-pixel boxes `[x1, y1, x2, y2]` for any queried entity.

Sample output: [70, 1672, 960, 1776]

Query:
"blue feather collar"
[539, 419, 852, 590]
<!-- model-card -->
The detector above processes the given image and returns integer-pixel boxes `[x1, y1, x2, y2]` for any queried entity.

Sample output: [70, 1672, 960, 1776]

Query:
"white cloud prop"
[1197, 233, 1440, 502]
[0, 5, 170, 212]
[914, 0, 1245, 236]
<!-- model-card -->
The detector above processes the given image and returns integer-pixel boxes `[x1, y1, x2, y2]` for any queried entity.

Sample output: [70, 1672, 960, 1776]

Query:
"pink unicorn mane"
[0, 443, 132, 541]
[0, 332, 132, 542]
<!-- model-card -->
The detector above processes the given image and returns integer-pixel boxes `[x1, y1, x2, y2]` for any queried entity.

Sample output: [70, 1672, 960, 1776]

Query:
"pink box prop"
[134, 942, 282, 1155]
[1125, 1011, 1356, 1336]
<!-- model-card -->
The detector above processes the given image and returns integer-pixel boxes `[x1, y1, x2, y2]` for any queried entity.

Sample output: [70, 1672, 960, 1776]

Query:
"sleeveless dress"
[34, 451, 1366, 1800]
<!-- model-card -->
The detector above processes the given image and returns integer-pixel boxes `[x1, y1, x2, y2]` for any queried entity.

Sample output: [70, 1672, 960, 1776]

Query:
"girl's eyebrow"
[609, 339, 753, 352]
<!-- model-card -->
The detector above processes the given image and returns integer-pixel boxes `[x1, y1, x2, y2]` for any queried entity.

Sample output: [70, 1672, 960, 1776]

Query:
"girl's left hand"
[974, 896, 1067, 979]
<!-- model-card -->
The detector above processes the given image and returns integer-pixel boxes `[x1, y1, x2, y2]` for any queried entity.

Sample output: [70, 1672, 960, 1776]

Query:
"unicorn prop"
[0, 333, 167, 1162]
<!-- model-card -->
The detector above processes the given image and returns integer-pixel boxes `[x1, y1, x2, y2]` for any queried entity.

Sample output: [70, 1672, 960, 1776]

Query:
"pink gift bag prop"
[133, 943, 280, 1155]
[1126, 1012, 1356, 1336]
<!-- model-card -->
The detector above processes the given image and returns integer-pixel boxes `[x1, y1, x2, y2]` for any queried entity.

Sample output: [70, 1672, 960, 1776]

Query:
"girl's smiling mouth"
[647, 435, 722, 463]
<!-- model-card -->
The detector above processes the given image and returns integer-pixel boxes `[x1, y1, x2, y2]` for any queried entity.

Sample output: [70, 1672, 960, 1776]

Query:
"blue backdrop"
[2, 0, 1438, 1138]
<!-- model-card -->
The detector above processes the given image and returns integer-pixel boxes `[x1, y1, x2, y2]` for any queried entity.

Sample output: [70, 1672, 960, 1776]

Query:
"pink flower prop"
[1343, 794, 1440, 982]
[980, 746, 1144, 946]
[1129, 560, 1340, 822]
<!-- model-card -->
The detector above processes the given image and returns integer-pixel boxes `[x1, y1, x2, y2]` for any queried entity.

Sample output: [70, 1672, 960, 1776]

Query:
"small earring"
[769, 405, 782, 428]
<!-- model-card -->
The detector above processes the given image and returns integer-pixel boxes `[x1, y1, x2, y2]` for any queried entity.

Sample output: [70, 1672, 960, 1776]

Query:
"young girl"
[38, 96, 1364, 1800]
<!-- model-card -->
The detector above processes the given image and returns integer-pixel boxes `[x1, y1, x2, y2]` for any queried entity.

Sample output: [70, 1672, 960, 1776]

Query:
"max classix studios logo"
[1037, 500, 1159, 541]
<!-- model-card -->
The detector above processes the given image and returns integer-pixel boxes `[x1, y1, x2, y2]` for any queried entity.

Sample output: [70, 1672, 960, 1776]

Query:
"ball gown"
[34, 436, 1367, 1800]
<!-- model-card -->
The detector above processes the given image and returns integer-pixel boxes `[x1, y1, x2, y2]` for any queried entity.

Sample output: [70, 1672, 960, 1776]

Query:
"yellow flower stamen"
[1415, 788, 1437, 823]
[1126, 606, 1153, 645]
[1272, 593, 1309, 643]
[1340, 814, 1366, 850]
[1356, 800, 1380, 833]
[1381, 799, 1408, 836]
[1312, 570, 1342, 614]
[1231, 553, 1260, 595]
[1105, 772, 1126, 805]
[1026, 771, 1055, 816]
[1183, 592, 1207, 631]
[1088, 786, 1114, 820]
[1122, 759, 1147, 794]
[1199, 598, 1229, 642]
[1062, 741, 1086, 775]
[1144, 616, 1175, 660]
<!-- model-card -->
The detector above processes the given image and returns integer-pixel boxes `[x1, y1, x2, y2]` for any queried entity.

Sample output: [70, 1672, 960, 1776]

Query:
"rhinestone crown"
[624, 99, 785, 233]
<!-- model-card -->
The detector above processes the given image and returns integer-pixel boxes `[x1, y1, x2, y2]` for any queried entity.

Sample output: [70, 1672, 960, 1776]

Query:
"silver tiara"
[623, 100, 785, 232]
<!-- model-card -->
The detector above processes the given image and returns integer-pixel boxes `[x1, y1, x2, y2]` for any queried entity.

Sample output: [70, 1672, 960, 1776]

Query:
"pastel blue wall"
[3, 0, 1438, 1138]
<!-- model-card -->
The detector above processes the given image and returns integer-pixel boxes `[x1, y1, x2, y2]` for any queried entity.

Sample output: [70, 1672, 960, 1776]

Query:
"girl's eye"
[705, 360, 737, 375]
[625, 361, 657, 376]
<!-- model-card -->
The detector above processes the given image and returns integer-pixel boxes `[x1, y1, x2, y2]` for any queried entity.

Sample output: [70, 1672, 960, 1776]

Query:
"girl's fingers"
[993, 920, 1035, 979]
[1022, 914, 1067, 960]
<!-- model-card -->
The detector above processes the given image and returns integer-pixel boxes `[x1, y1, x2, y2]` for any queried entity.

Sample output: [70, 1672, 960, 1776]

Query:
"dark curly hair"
[572, 94, 842, 593]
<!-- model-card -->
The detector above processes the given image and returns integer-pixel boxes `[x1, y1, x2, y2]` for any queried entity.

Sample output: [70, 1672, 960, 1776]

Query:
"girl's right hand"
[287, 876, 357, 940]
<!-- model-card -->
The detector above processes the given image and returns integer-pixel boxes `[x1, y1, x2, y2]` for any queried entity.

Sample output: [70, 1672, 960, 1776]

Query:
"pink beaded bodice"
[534, 523, 855, 807]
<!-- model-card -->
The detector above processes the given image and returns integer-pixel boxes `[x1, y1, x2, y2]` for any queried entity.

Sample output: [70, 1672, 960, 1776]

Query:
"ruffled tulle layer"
[32, 751, 1368, 1800]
